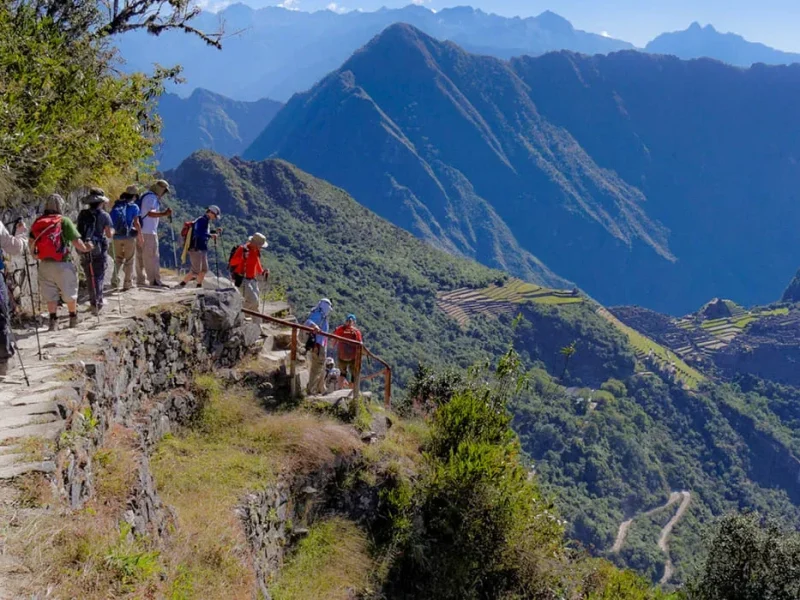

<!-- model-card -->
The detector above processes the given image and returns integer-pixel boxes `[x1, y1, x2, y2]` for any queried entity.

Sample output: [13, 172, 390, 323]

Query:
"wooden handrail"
[242, 308, 392, 408]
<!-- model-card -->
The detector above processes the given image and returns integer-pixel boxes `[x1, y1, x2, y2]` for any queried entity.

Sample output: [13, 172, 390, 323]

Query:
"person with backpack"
[77, 189, 114, 315]
[304, 298, 333, 396]
[331, 313, 363, 388]
[228, 232, 269, 310]
[176, 205, 222, 289]
[110, 185, 143, 291]
[0, 219, 27, 376]
[30, 194, 94, 331]
[135, 179, 172, 288]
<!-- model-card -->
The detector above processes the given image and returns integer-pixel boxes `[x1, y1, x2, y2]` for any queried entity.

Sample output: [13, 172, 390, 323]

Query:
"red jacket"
[230, 245, 264, 280]
[332, 324, 363, 361]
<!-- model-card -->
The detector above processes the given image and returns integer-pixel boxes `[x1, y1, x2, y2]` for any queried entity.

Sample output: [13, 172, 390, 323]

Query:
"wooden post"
[384, 368, 391, 410]
[290, 328, 298, 398]
[352, 345, 362, 401]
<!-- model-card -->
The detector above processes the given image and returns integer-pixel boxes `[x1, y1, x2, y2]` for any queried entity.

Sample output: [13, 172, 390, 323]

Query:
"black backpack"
[77, 209, 106, 256]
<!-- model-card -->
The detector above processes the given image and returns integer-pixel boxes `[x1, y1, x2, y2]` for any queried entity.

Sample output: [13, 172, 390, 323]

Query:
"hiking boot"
[48, 316, 57, 332]
[174, 282, 187, 289]
[122, 284, 133, 291]
[196, 283, 203, 289]
[69, 314, 78, 329]
[90, 305, 99, 316]
[0, 360, 9, 377]
[152, 281, 169, 288]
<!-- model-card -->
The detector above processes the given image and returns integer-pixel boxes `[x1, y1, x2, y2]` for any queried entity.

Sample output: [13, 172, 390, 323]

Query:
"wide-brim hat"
[125, 184, 140, 196]
[248, 232, 268, 248]
[152, 179, 170, 194]
[208, 205, 222, 218]
[84, 195, 109, 205]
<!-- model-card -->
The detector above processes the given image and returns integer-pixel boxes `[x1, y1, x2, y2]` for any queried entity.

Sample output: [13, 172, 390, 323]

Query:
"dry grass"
[270, 517, 374, 600]
[9, 426, 162, 599]
[150, 377, 361, 599]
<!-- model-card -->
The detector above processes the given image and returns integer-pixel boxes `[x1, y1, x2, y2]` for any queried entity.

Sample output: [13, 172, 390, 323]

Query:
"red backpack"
[31, 215, 68, 261]
[337, 326, 362, 361]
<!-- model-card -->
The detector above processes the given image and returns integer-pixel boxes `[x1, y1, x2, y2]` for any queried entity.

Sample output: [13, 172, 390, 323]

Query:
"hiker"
[176, 205, 222, 289]
[304, 298, 333, 396]
[135, 179, 172, 288]
[228, 233, 269, 310]
[77, 189, 114, 315]
[331, 313, 363, 388]
[110, 185, 143, 291]
[325, 357, 342, 394]
[0, 219, 27, 376]
[30, 194, 94, 330]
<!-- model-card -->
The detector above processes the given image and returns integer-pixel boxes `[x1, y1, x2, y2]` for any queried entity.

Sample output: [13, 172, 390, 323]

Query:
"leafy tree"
[687, 513, 800, 600]
[0, 0, 220, 202]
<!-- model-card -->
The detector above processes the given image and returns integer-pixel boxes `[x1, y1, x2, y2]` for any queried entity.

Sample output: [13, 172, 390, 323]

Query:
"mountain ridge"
[245, 24, 800, 314]
[156, 88, 282, 169]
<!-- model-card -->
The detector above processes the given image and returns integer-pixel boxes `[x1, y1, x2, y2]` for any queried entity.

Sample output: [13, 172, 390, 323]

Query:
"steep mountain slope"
[165, 151, 800, 585]
[646, 22, 800, 67]
[246, 24, 800, 314]
[156, 88, 282, 169]
[116, 5, 632, 101]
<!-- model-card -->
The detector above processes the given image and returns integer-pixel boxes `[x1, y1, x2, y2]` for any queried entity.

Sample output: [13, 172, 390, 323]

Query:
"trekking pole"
[85, 253, 100, 324]
[109, 241, 124, 316]
[214, 234, 221, 289]
[168, 214, 179, 275]
[260, 271, 270, 314]
[21, 246, 42, 361]
[6, 327, 30, 387]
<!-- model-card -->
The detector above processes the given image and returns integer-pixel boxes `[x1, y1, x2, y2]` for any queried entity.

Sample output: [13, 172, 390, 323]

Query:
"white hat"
[248, 232, 268, 248]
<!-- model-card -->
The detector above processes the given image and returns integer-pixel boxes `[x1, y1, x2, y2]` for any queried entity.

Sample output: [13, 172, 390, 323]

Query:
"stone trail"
[0, 275, 289, 599]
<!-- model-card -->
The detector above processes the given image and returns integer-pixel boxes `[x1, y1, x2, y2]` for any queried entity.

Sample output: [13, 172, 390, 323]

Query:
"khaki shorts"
[188, 250, 209, 275]
[337, 357, 356, 380]
[38, 260, 78, 304]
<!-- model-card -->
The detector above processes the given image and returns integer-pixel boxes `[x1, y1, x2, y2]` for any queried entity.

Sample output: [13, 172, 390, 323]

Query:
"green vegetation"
[0, 0, 220, 201]
[271, 518, 373, 600]
[686, 513, 800, 599]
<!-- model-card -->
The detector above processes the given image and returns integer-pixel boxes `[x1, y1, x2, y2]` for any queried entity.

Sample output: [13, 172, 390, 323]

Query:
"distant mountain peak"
[535, 10, 575, 33]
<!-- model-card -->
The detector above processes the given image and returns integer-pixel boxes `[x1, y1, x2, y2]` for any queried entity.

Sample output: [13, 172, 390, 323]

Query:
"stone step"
[0, 421, 62, 442]
[0, 411, 58, 430]
[0, 460, 56, 479]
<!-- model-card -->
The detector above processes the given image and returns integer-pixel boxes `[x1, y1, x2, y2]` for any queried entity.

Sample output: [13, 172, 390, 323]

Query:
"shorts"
[38, 260, 78, 304]
[188, 250, 209, 275]
[337, 357, 356, 380]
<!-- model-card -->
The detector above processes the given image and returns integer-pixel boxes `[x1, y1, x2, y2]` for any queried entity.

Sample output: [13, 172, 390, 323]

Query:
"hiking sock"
[196, 283, 203, 288]
[48, 313, 57, 332]
[68, 312, 78, 328]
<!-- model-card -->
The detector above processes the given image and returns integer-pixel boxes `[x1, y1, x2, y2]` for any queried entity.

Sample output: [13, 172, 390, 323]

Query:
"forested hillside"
[167, 151, 800, 586]
[246, 24, 800, 314]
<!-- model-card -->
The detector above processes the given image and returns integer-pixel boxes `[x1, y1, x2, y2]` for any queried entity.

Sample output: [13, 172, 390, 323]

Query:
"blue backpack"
[110, 201, 138, 237]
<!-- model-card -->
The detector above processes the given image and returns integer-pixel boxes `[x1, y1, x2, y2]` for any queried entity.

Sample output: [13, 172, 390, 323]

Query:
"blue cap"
[346, 314, 356, 322]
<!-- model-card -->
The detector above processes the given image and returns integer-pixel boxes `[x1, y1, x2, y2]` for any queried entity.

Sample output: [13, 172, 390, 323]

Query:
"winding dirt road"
[611, 492, 683, 553]
[658, 491, 692, 585]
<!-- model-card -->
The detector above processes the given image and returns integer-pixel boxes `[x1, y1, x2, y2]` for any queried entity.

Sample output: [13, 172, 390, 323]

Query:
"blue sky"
[233, 0, 800, 51]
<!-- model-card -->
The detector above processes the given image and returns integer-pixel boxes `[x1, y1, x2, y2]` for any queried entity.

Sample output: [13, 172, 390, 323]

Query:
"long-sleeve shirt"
[304, 307, 330, 347]
[0, 221, 25, 257]
[332, 324, 363, 361]
[229, 245, 264, 280]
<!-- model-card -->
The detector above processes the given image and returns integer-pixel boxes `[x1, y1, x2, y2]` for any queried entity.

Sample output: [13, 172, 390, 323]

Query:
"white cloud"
[600, 31, 611, 38]
[412, 0, 426, 4]
[326, 2, 347, 13]
[196, 0, 231, 11]
[279, 0, 299, 10]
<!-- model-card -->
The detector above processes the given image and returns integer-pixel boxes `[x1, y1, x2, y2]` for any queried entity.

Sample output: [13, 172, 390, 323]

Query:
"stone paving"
[0, 274, 284, 599]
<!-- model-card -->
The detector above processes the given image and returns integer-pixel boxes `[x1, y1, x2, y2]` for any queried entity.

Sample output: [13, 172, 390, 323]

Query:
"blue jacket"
[304, 300, 332, 346]
[190, 214, 213, 251]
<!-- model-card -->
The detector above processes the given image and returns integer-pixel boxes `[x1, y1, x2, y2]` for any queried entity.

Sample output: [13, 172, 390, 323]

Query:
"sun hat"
[248, 232, 268, 248]
[207, 205, 222, 218]
[151, 179, 170, 194]
[125, 184, 140, 195]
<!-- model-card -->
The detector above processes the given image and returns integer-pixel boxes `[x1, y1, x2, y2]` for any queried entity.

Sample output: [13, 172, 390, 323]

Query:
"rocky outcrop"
[55, 290, 261, 533]
[782, 268, 800, 303]
[701, 298, 732, 320]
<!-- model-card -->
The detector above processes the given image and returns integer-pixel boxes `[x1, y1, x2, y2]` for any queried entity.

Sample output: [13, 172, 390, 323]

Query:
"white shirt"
[139, 192, 160, 235]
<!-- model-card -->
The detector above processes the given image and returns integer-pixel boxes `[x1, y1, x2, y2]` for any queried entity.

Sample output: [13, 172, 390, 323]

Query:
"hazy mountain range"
[118, 4, 800, 102]
[156, 89, 282, 169]
[243, 24, 800, 314]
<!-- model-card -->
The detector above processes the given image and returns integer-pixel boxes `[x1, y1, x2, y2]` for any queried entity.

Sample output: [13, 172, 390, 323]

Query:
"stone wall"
[53, 290, 261, 536]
